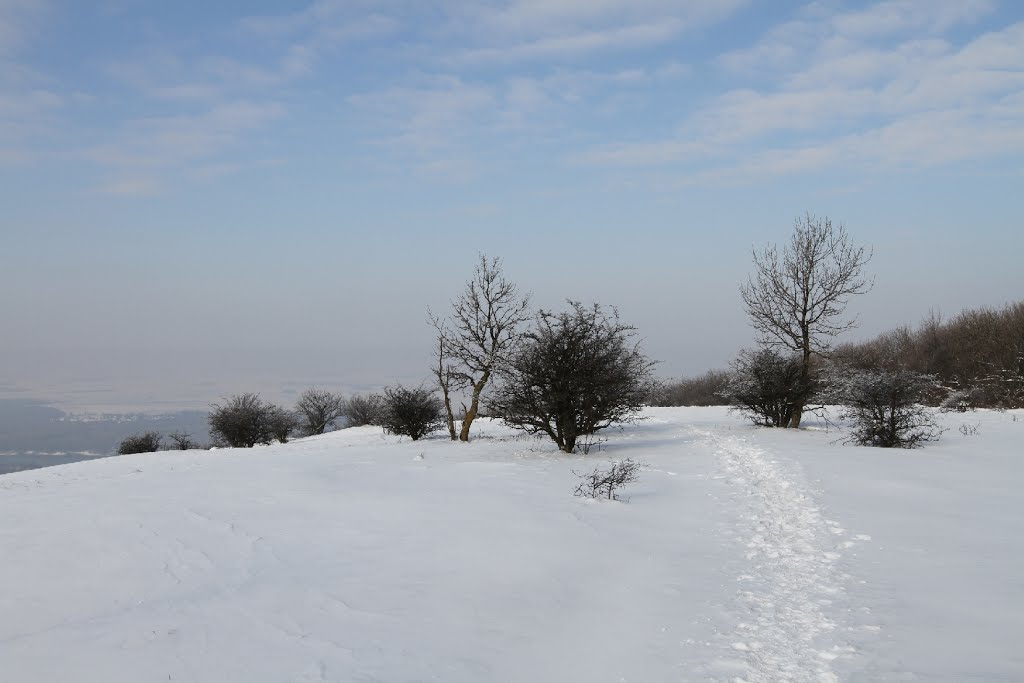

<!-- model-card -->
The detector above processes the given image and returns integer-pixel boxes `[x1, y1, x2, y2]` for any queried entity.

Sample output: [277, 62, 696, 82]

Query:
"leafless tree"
[295, 388, 346, 435]
[208, 393, 274, 448]
[344, 393, 386, 427]
[826, 367, 943, 448]
[740, 214, 872, 427]
[266, 405, 301, 443]
[489, 302, 656, 453]
[720, 348, 816, 428]
[117, 431, 162, 455]
[428, 311, 469, 440]
[573, 459, 644, 500]
[381, 384, 445, 441]
[167, 431, 201, 450]
[440, 254, 531, 442]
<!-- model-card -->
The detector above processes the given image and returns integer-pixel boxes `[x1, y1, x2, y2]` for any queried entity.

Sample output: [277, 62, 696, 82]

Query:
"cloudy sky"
[2, 0, 1022, 411]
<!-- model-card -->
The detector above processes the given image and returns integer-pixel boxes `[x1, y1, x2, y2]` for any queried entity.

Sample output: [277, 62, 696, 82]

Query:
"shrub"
[117, 431, 162, 455]
[344, 393, 386, 427]
[573, 459, 644, 500]
[830, 367, 943, 448]
[380, 385, 445, 440]
[167, 431, 201, 450]
[208, 393, 275, 448]
[720, 348, 815, 427]
[266, 405, 301, 443]
[295, 388, 346, 435]
[649, 369, 730, 406]
[489, 301, 656, 453]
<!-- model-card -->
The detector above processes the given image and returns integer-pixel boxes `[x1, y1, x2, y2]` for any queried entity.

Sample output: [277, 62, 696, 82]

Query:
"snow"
[1, 408, 1022, 681]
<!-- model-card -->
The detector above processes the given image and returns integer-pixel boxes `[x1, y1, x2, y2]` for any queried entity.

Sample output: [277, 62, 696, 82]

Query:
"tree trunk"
[441, 385, 457, 440]
[458, 369, 490, 441]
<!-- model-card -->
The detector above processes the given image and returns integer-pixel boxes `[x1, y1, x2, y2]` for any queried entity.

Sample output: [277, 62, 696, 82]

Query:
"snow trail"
[701, 430, 856, 683]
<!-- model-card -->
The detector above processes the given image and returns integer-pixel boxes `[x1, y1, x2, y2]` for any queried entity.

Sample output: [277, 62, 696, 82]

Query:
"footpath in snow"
[1, 407, 1022, 681]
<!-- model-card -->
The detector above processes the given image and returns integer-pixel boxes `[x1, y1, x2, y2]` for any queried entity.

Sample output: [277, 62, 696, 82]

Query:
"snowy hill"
[1, 408, 1022, 682]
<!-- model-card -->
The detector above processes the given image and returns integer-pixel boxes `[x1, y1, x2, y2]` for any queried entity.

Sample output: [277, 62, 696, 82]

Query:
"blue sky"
[2, 0, 1022, 411]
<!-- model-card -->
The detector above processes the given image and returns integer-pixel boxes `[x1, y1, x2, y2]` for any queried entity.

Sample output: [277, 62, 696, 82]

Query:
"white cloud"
[580, 5, 1024, 182]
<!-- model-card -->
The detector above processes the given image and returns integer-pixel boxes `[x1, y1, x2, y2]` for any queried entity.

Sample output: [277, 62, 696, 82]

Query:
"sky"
[1, 0, 1022, 412]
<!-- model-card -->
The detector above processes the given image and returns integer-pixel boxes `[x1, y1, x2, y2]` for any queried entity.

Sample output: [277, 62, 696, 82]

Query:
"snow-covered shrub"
[117, 431, 162, 454]
[380, 385, 445, 441]
[830, 368, 943, 448]
[488, 301, 655, 453]
[208, 393, 276, 448]
[720, 348, 815, 428]
[344, 393, 386, 427]
[573, 459, 644, 500]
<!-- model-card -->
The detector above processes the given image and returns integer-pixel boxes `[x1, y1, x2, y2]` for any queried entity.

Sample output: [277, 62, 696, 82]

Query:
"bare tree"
[266, 405, 301, 443]
[573, 459, 645, 500]
[489, 302, 656, 453]
[826, 367, 944, 448]
[208, 393, 274, 448]
[428, 311, 469, 440]
[740, 214, 872, 427]
[167, 431, 201, 450]
[118, 431, 162, 455]
[380, 384, 446, 441]
[295, 388, 346, 435]
[441, 254, 531, 442]
[719, 348, 815, 428]
[344, 393, 386, 427]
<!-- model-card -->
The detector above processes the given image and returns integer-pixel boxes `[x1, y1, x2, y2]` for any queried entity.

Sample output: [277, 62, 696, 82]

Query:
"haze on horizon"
[2, 0, 1022, 413]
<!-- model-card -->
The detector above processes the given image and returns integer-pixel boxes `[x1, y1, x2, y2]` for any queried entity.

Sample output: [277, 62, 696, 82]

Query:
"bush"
[573, 459, 644, 500]
[380, 385, 445, 440]
[489, 301, 656, 453]
[720, 348, 814, 427]
[266, 405, 301, 443]
[167, 431, 201, 450]
[295, 388, 346, 435]
[208, 393, 275, 448]
[829, 367, 943, 448]
[117, 431, 162, 455]
[344, 393, 386, 427]
[649, 369, 730, 406]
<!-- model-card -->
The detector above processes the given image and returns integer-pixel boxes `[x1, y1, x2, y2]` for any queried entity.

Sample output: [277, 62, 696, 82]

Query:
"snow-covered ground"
[1, 407, 1021, 682]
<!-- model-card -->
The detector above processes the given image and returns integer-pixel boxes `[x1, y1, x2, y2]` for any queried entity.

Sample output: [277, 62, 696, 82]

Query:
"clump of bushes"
[489, 301, 655, 453]
[573, 459, 644, 500]
[295, 388, 346, 435]
[380, 385, 445, 440]
[117, 431, 163, 455]
[208, 393, 297, 448]
[827, 367, 944, 448]
[649, 370, 730, 407]
[719, 348, 814, 428]
[344, 393, 387, 427]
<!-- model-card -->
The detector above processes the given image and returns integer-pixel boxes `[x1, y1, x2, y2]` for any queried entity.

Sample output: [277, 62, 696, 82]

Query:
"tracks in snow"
[698, 429, 863, 683]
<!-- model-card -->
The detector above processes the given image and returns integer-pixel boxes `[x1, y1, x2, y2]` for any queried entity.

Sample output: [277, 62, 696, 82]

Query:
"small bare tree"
[573, 459, 644, 500]
[740, 214, 872, 427]
[489, 302, 656, 453]
[381, 384, 445, 441]
[266, 405, 301, 443]
[118, 431, 162, 455]
[440, 254, 531, 442]
[295, 388, 346, 435]
[167, 431, 200, 450]
[344, 393, 386, 427]
[428, 311, 469, 440]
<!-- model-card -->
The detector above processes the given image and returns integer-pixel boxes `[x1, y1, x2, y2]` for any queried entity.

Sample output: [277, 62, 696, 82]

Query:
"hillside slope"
[1, 409, 1021, 682]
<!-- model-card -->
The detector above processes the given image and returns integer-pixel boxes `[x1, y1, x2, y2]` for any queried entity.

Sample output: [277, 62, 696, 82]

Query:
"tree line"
[120, 216, 1017, 456]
